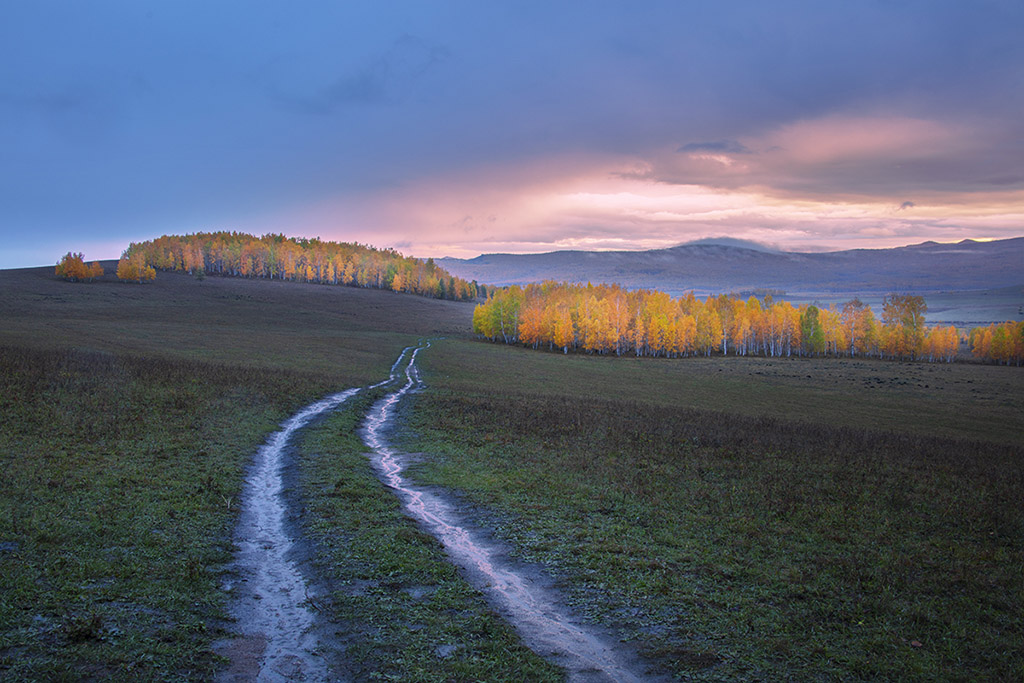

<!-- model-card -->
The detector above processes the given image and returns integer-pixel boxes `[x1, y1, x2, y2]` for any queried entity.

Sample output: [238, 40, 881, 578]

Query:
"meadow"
[0, 265, 478, 679]
[411, 340, 1023, 679]
[1, 263, 1021, 680]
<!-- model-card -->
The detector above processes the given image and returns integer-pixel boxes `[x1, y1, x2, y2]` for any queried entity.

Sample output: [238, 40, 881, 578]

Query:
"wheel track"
[219, 342, 653, 681]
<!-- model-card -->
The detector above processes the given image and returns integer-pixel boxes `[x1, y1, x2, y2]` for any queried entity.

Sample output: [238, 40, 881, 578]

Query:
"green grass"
[3, 263, 1022, 680]
[422, 338, 1024, 444]
[294, 395, 562, 681]
[0, 266, 475, 680]
[0, 346, 319, 679]
[410, 338, 1024, 680]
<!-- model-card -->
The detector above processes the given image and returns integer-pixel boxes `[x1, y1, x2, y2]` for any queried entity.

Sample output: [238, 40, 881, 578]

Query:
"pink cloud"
[762, 115, 958, 165]
[240, 116, 1024, 258]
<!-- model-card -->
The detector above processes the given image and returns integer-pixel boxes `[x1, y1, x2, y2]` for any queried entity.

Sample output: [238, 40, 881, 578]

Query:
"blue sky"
[2, 1, 1023, 268]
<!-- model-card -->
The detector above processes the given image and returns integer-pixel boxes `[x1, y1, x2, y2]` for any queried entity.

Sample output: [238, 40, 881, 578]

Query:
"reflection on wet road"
[363, 344, 647, 682]
[223, 342, 648, 681]
[226, 388, 359, 682]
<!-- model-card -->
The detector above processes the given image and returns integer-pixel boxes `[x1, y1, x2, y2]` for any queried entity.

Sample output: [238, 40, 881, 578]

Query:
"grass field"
[293, 392, 561, 680]
[411, 339, 1024, 679]
[0, 345, 315, 679]
[1, 264, 1021, 680]
[0, 266, 474, 680]
[421, 338, 1023, 444]
[0, 261, 467, 382]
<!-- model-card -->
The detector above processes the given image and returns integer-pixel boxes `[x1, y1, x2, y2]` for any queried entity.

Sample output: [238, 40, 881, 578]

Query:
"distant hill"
[439, 237, 1024, 296]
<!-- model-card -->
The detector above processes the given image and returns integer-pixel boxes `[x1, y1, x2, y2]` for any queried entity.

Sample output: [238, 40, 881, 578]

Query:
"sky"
[2, 1, 1023, 269]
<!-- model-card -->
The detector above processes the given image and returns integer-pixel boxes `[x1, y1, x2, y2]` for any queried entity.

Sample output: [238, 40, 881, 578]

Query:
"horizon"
[10, 233, 1021, 272]
[2, 2, 1023, 269]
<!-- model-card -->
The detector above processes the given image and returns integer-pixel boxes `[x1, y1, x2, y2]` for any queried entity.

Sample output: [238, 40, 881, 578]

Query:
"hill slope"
[0, 263, 473, 383]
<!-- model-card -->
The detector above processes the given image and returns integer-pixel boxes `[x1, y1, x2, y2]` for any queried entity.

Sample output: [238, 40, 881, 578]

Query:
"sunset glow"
[1, 2, 1022, 267]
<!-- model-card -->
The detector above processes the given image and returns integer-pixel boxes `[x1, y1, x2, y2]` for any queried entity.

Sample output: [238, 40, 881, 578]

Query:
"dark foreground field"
[0, 266, 484, 679]
[1, 264, 1021, 680]
[413, 341, 1023, 679]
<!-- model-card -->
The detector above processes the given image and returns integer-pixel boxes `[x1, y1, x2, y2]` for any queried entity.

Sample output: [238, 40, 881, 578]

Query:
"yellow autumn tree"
[116, 252, 156, 283]
[56, 252, 103, 282]
[472, 281, 992, 366]
[119, 231, 478, 302]
[971, 321, 1024, 365]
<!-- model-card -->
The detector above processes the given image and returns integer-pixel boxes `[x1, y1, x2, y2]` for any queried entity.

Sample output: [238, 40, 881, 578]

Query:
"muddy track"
[216, 389, 361, 682]
[363, 343, 653, 682]
[218, 343, 653, 681]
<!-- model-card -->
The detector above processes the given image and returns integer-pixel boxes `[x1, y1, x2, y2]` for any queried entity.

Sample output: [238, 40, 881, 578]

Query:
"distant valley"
[440, 237, 1024, 325]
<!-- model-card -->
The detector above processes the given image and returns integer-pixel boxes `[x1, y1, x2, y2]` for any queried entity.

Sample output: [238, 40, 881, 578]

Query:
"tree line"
[969, 321, 1024, 365]
[473, 282, 1024, 364]
[120, 232, 482, 301]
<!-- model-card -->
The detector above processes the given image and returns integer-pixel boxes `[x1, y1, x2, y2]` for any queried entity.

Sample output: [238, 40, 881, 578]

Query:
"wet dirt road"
[362, 343, 651, 682]
[219, 343, 652, 681]
[217, 389, 359, 682]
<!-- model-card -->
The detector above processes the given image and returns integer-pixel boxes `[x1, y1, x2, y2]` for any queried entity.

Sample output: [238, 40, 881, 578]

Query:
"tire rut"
[362, 342, 656, 682]
[218, 343, 656, 681]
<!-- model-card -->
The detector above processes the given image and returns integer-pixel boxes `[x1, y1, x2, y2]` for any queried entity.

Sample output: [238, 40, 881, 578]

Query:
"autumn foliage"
[474, 282, 964, 362]
[55, 252, 104, 282]
[970, 321, 1024, 365]
[121, 232, 480, 301]
[116, 252, 157, 283]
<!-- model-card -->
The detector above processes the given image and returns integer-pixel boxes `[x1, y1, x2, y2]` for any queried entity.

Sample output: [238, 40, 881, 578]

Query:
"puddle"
[363, 344, 652, 682]
[219, 388, 360, 682]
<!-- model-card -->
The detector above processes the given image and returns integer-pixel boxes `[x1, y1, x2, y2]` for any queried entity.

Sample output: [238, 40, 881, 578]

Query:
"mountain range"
[439, 237, 1024, 297]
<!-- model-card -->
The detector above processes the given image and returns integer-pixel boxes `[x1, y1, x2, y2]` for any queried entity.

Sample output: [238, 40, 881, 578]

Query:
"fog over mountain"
[439, 237, 1024, 297]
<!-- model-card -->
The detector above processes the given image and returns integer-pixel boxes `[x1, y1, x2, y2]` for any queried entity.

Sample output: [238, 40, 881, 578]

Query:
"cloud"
[2, 3, 1024, 268]
[677, 140, 752, 155]
[262, 146, 1024, 262]
[450, 157, 1022, 253]
[763, 116, 954, 165]
[265, 34, 450, 114]
[637, 114, 1024, 201]
[898, 201, 916, 211]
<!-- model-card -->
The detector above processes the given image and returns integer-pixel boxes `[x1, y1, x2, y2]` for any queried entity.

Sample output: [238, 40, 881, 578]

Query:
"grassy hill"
[1, 264, 1021, 680]
[0, 261, 471, 382]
